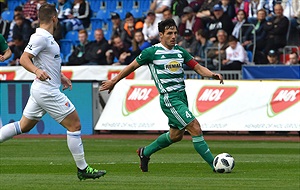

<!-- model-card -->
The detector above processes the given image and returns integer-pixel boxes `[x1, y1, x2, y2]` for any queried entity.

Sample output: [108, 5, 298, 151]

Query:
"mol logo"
[193, 86, 237, 115]
[108, 70, 135, 80]
[0, 71, 16, 80]
[267, 87, 300, 117]
[122, 85, 158, 116]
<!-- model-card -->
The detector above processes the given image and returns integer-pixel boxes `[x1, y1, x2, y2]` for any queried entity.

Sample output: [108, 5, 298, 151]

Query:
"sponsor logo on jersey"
[161, 55, 166, 59]
[193, 86, 237, 115]
[107, 70, 135, 80]
[165, 61, 181, 72]
[122, 85, 159, 116]
[65, 101, 70, 107]
[267, 87, 300, 117]
[0, 71, 16, 80]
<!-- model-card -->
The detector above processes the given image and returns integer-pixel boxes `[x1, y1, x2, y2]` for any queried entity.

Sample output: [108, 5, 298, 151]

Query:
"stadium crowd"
[1, 0, 299, 68]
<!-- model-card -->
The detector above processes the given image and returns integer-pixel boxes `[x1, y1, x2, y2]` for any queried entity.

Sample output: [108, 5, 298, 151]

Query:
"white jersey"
[25, 28, 62, 89]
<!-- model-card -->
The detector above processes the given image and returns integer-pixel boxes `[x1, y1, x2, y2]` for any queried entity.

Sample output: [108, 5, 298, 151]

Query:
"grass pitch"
[0, 137, 299, 190]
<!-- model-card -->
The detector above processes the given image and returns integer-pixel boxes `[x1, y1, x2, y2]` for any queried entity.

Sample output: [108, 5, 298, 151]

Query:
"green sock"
[192, 135, 214, 169]
[143, 132, 173, 157]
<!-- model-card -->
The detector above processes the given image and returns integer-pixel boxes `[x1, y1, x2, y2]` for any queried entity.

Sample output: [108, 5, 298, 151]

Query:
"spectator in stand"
[68, 29, 89, 65]
[56, 0, 73, 37]
[178, 6, 203, 37]
[162, 7, 173, 21]
[71, 0, 91, 29]
[196, 0, 219, 18]
[23, 0, 38, 22]
[9, 34, 26, 66]
[232, 10, 249, 39]
[0, 17, 10, 40]
[110, 12, 124, 41]
[178, 29, 198, 56]
[7, 6, 23, 44]
[84, 29, 110, 65]
[149, 0, 172, 22]
[193, 29, 213, 65]
[242, 8, 268, 63]
[0, 34, 12, 63]
[189, 0, 205, 13]
[205, 4, 234, 43]
[282, 0, 300, 33]
[108, 35, 139, 65]
[130, 30, 151, 52]
[285, 52, 300, 65]
[219, 0, 236, 20]
[222, 35, 249, 70]
[170, 0, 189, 25]
[207, 29, 229, 70]
[122, 12, 144, 47]
[234, 0, 250, 18]
[263, 4, 289, 55]
[12, 14, 34, 46]
[142, 11, 160, 45]
[266, 49, 283, 64]
[31, 0, 47, 29]
[248, 0, 265, 23]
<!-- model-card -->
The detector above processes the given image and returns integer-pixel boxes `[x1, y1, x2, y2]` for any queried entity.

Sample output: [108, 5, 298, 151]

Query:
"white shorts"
[23, 87, 75, 123]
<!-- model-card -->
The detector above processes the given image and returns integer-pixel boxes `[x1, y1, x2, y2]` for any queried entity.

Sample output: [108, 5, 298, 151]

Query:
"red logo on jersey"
[0, 71, 16, 80]
[123, 85, 159, 116]
[267, 87, 300, 117]
[107, 70, 135, 80]
[61, 70, 73, 79]
[65, 101, 70, 107]
[194, 86, 237, 115]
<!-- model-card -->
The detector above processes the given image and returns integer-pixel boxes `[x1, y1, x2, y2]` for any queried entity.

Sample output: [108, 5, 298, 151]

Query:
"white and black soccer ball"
[213, 153, 235, 173]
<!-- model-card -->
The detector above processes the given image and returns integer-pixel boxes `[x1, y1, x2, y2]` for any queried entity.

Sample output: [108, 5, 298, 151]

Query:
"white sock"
[67, 131, 88, 170]
[0, 121, 22, 143]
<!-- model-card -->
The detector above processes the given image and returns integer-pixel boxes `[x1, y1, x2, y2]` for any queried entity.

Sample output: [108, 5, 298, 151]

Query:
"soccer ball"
[213, 153, 235, 173]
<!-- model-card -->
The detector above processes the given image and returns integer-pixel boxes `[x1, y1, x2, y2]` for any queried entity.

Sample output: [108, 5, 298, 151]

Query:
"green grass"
[0, 138, 299, 190]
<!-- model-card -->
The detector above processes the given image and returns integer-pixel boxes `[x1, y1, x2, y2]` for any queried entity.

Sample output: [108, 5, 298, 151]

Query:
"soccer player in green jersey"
[100, 19, 223, 172]
[0, 34, 12, 62]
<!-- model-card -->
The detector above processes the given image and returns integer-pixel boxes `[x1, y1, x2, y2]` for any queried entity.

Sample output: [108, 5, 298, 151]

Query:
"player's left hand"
[212, 73, 224, 84]
[99, 80, 115, 94]
[61, 74, 72, 90]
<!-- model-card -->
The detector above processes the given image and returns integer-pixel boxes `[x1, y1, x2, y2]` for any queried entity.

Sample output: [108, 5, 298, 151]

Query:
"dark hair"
[228, 35, 238, 42]
[38, 4, 57, 23]
[14, 14, 24, 20]
[196, 29, 208, 39]
[14, 6, 23, 12]
[237, 9, 248, 20]
[158, 19, 177, 34]
[125, 12, 133, 19]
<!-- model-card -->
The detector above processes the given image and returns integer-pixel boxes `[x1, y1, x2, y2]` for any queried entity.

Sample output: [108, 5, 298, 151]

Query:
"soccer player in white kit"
[0, 4, 106, 180]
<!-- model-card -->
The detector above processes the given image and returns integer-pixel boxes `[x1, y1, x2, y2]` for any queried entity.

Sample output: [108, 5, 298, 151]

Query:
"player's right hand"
[35, 69, 51, 81]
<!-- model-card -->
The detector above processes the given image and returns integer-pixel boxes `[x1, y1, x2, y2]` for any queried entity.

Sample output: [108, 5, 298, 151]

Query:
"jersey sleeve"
[177, 45, 193, 63]
[25, 34, 47, 56]
[135, 47, 154, 66]
[0, 34, 9, 53]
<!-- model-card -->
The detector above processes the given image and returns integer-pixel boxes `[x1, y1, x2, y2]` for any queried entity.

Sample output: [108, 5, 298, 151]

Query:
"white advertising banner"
[0, 65, 151, 81]
[95, 80, 300, 131]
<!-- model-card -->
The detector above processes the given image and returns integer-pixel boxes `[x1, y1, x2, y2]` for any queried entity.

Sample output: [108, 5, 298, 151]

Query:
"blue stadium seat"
[60, 39, 73, 63]
[1, 10, 14, 22]
[114, 9, 126, 20]
[96, 9, 110, 21]
[65, 30, 79, 46]
[87, 30, 95, 41]
[247, 50, 253, 63]
[7, 0, 22, 11]
[90, 18, 103, 31]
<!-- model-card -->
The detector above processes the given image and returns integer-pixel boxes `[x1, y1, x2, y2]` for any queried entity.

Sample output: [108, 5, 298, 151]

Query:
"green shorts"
[160, 90, 195, 130]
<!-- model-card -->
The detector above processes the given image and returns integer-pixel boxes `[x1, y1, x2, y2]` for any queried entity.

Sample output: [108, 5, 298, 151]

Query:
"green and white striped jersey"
[136, 43, 193, 94]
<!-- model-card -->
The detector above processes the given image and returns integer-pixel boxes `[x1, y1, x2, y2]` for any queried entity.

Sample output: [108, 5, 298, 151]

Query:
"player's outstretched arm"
[100, 60, 141, 93]
[193, 63, 224, 84]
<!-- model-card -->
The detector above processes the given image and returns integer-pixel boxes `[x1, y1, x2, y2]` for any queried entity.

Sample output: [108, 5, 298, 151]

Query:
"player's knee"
[170, 133, 183, 142]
